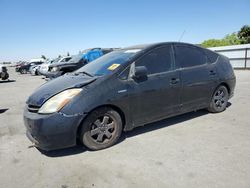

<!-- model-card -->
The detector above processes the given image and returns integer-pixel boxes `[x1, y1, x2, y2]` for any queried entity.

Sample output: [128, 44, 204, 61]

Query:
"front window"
[135, 46, 174, 75]
[76, 49, 141, 76]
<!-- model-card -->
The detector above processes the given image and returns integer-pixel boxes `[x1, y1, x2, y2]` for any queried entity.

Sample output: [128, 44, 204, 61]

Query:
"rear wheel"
[208, 85, 229, 113]
[80, 107, 123, 150]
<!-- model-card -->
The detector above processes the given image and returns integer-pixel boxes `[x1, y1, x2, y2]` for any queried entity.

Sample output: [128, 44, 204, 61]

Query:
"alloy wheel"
[90, 115, 116, 143]
[213, 88, 227, 110]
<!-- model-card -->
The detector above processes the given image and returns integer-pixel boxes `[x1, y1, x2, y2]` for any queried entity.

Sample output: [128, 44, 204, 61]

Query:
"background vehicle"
[0, 65, 9, 80]
[30, 65, 41, 75]
[18, 59, 45, 74]
[15, 61, 28, 72]
[23, 42, 236, 151]
[46, 48, 114, 79]
[38, 56, 71, 76]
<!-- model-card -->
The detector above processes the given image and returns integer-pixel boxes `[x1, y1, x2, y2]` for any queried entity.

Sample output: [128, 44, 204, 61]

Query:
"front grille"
[27, 104, 40, 113]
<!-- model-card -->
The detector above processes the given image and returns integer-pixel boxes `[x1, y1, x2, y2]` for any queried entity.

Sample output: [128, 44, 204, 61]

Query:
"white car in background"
[30, 65, 41, 75]
[38, 56, 71, 76]
[28, 58, 45, 75]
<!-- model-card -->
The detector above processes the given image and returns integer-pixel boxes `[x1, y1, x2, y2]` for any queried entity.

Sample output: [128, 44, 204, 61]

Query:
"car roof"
[123, 42, 201, 51]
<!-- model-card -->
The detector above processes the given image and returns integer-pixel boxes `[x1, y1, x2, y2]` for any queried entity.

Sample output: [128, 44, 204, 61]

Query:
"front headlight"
[52, 66, 59, 72]
[38, 88, 82, 114]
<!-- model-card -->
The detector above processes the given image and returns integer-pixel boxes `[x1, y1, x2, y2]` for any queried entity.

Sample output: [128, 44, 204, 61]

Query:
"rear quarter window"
[204, 49, 219, 63]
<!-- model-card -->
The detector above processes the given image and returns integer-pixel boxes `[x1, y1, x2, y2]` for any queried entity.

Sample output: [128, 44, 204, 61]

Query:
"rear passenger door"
[128, 45, 181, 126]
[174, 44, 214, 112]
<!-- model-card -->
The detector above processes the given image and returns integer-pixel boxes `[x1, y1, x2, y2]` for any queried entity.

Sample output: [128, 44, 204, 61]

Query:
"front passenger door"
[128, 45, 181, 126]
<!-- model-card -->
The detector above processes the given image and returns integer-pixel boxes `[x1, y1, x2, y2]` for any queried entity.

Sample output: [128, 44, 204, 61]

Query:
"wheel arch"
[219, 82, 231, 95]
[210, 82, 231, 100]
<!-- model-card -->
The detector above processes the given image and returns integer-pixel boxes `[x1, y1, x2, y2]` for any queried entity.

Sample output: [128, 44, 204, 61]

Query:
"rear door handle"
[170, 78, 180, 85]
[209, 70, 216, 75]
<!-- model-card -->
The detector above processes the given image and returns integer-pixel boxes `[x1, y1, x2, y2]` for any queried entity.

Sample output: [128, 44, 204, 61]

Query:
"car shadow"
[40, 104, 232, 158]
[0, 80, 16, 83]
[119, 109, 209, 142]
[39, 145, 87, 157]
[0, 108, 9, 114]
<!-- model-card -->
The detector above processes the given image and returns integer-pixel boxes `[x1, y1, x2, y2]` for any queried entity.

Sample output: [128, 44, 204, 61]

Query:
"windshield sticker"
[124, 49, 141, 53]
[108, 64, 120, 71]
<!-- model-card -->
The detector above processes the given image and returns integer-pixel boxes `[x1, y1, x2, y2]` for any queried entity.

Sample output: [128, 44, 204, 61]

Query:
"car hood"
[27, 74, 97, 107]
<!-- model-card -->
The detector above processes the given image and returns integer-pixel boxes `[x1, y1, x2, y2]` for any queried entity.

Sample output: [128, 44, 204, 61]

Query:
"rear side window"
[175, 45, 206, 68]
[204, 49, 219, 63]
[135, 46, 173, 75]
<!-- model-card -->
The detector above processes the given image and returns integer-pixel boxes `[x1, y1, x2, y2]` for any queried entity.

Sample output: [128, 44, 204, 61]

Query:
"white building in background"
[209, 44, 250, 69]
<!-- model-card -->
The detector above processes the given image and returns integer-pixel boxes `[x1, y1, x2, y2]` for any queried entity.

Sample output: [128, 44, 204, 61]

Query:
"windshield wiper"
[75, 71, 93, 77]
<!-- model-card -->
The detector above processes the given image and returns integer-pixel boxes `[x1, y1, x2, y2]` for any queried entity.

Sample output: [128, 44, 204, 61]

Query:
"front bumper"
[23, 107, 86, 151]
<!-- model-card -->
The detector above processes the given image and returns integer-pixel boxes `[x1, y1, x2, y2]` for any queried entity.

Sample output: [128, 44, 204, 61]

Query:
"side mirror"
[132, 66, 148, 80]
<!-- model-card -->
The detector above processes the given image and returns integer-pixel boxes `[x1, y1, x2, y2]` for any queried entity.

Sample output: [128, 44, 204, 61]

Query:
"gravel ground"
[0, 68, 250, 188]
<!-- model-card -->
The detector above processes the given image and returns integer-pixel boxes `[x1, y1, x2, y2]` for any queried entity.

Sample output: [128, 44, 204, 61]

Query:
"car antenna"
[178, 30, 186, 42]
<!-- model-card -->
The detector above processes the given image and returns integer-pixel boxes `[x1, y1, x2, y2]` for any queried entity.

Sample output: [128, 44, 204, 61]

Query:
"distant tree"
[41, 55, 46, 60]
[201, 33, 241, 48]
[67, 52, 70, 56]
[238, 25, 250, 44]
[58, 55, 62, 58]
[201, 39, 225, 48]
[223, 33, 241, 45]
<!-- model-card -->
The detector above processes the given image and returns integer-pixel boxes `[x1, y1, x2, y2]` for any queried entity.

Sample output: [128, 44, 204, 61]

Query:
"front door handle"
[170, 78, 180, 85]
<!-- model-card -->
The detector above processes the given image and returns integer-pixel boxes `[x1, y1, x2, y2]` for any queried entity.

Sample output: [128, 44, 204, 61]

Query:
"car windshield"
[60, 57, 71, 62]
[67, 53, 84, 63]
[76, 49, 141, 76]
[50, 57, 61, 64]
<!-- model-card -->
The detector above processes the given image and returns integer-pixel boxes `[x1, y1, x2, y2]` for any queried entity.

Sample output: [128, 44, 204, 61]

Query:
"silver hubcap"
[90, 116, 115, 143]
[213, 89, 226, 109]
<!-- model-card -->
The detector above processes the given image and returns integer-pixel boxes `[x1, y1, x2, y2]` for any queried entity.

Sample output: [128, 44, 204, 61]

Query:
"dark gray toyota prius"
[23, 42, 236, 151]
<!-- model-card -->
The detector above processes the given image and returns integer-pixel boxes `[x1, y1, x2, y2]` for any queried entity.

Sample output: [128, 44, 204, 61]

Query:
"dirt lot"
[0, 68, 250, 188]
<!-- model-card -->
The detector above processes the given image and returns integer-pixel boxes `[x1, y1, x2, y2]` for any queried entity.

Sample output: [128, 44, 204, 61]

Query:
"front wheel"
[207, 85, 229, 113]
[80, 107, 123, 150]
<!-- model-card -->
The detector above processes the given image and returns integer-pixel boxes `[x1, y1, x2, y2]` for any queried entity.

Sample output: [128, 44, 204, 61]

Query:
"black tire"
[80, 107, 123, 150]
[20, 69, 27, 74]
[208, 85, 229, 113]
[2, 72, 9, 80]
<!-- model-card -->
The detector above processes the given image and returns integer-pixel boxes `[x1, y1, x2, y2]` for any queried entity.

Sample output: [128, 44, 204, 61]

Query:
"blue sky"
[0, 0, 249, 62]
